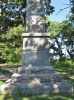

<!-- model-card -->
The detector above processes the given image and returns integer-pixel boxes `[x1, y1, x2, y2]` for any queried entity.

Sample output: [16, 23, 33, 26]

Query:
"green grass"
[51, 59, 74, 86]
[0, 59, 74, 100]
[0, 93, 74, 100]
[0, 81, 5, 86]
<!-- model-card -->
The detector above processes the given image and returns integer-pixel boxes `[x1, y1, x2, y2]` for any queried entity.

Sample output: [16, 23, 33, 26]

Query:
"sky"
[50, 0, 70, 22]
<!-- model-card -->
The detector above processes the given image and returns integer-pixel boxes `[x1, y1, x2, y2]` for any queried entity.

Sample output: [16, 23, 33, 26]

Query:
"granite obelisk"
[1, 0, 73, 95]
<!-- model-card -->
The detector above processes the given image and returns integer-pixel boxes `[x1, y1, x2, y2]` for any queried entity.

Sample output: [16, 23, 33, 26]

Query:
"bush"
[0, 25, 24, 64]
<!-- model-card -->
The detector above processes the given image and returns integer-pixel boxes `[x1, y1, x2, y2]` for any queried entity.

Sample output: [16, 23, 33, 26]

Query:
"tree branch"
[0, 15, 21, 32]
[56, 6, 71, 15]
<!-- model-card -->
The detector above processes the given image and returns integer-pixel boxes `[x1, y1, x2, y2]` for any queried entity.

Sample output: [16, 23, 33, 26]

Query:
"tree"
[61, 14, 74, 59]
[47, 15, 74, 60]
[0, 0, 54, 32]
[0, 25, 24, 64]
[47, 20, 65, 59]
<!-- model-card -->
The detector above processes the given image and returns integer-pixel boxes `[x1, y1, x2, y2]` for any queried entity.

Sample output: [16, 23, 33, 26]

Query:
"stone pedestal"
[22, 33, 50, 67]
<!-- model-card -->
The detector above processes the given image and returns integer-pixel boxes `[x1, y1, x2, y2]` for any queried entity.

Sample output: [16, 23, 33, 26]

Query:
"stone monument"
[1, 0, 73, 95]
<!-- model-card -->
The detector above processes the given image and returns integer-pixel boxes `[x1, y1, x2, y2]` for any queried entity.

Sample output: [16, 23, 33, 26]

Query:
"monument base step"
[1, 81, 73, 95]
[11, 73, 62, 83]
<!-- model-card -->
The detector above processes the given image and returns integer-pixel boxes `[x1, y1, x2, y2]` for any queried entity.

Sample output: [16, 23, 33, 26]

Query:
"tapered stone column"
[26, 0, 46, 33]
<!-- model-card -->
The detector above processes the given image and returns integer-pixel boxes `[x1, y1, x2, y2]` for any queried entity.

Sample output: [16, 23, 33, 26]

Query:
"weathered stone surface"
[26, 0, 45, 33]
[11, 73, 62, 83]
[27, 0, 44, 4]
[26, 15, 46, 33]
[18, 66, 55, 74]
[27, 4, 44, 15]
[22, 51, 50, 66]
[1, 81, 73, 95]
[22, 33, 50, 66]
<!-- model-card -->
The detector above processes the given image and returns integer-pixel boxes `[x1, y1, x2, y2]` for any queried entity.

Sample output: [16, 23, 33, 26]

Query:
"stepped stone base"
[1, 81, 73, 95]
[0, 66, 73, 95]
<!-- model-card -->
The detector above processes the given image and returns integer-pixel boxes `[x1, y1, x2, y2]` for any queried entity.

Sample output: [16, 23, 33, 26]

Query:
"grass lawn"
[0, 93, 74, 100]
[0, 59, 74, 100]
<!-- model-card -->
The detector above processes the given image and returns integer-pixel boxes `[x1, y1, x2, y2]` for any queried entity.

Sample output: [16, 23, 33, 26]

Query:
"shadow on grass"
[0, 68, 10, 74]
[0, 95, 22, 100]
[28, 93, 74, 100]
[51, 59, 74, 87]
[63, 75, 74, 86]
[0, 68, 14, 79]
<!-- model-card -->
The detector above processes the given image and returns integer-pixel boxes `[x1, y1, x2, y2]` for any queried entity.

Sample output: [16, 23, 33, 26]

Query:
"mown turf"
[0, 93, 74, 100]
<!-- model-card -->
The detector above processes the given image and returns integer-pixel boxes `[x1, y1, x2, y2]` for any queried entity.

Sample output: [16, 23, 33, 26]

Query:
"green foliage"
[0, 81, 4, 85]
[69, 0, 74, 14]
[46, 14, 74, 59]
[0, 25, 24, 64]
[51, 59, 74, 70]
[49, 21, 61, 37]
[44, 0, 55, 15]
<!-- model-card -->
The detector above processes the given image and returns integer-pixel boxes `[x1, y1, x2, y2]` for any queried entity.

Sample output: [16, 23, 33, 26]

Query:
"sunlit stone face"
[27, 0, 44, 4]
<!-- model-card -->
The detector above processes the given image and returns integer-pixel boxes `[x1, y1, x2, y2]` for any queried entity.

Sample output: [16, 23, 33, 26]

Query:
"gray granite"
[26, 0, 45, 33]
[22, 33, 50, 66]
[27, 4, 44, 15]
[22, 51, 50, 66]
[18, 66, 55, 74]
[27, 0, 44, 4]
[23, 36, 49, 51]
[26, 15, 46, 33]
[11, 73, 62, 83]
[1, 81, 73, 95]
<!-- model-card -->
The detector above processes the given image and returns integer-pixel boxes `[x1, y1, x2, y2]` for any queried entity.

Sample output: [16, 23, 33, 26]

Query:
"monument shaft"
[26, 0, 46, 33]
